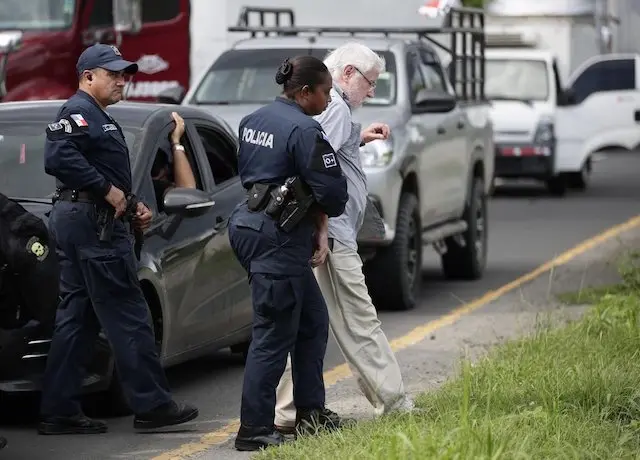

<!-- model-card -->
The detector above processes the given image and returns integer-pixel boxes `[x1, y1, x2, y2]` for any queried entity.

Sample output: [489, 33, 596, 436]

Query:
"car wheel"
[441, 176, 487, 280]
[566, 157, 591, 190]
[364, 193, 422, 311]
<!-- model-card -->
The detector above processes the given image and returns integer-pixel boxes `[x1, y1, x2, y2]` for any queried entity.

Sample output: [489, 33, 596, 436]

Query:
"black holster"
[96, 194, 144, 260]
[274, 177, 315, 233]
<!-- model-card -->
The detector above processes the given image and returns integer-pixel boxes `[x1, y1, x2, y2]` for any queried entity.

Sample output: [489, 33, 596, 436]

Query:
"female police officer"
[230, 56, 349, 451]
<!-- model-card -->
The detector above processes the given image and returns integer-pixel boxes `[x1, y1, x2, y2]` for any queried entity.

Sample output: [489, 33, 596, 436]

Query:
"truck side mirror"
[413, 89, 457, 113]
[558, 88, 577, 106]
[113, 0, 142, 34]
[157, 86, 186, 105]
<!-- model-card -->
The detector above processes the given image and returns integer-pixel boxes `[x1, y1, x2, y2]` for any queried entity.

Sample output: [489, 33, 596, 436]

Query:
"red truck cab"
[0, 0, 190, 102]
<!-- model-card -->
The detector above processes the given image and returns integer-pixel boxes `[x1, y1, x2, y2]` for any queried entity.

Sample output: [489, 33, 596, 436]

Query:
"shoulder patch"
[322, 152, 338, 169]
[46, 114, 89, 140]
[309, 133, 342, 177]
[26, 236, 49, 262]
[47, 119, 72, 134]
[70, 114, 89, 127]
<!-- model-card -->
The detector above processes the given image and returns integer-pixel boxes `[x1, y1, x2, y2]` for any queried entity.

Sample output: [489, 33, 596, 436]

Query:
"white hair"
[323, 42, 386, 80]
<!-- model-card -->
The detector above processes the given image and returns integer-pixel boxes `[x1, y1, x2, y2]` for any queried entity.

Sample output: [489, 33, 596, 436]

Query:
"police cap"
[76, 44, 138, 75]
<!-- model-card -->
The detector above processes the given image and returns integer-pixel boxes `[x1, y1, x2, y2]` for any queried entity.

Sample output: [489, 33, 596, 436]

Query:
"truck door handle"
[634, 110, 640, 122]
[457, 121, 465, 129]
[436, 126, 446, 134]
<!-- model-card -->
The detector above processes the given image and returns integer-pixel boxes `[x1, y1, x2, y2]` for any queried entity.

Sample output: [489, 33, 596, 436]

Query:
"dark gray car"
[0, 100, 252, 414]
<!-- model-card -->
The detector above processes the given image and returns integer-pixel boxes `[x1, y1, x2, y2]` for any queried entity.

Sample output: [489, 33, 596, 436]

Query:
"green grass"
[557, 283, 627, 305]
[255, 256, 640, 460]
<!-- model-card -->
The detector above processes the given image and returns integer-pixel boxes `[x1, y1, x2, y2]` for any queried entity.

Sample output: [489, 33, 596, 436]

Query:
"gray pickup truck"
[160, 6, 495, 311]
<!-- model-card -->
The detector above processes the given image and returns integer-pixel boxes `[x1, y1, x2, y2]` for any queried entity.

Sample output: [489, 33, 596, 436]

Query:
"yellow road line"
[152, 214, 640, 460]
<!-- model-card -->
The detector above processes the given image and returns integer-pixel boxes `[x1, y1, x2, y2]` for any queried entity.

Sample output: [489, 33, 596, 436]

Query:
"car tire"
[441, 176, 487, 280]
[566, 157, 591, 191]
[364, 193, 422, 311]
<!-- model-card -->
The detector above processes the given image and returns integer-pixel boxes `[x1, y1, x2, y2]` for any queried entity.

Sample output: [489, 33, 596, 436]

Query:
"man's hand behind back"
[105, 185, 127, 218]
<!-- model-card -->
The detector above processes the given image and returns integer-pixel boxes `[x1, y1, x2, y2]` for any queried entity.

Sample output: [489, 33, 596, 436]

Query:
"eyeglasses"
[354, 66, 376, 89]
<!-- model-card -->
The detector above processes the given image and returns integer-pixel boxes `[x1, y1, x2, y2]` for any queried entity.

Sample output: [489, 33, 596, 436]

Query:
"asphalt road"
[2, 150, 640, 460]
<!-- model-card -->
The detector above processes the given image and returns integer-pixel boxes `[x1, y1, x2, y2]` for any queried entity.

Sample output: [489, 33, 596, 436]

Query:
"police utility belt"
[246, 177, 315, 233]
[52, 187, 145, 259]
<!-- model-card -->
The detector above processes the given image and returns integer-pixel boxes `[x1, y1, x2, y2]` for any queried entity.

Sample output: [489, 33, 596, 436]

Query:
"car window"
[417, 50, 447, 93]
[194, 125, 239, 187]
[1, 0, 75, 30]
[147, 126, 204, 214]
[191, 48, 397, 106]
[570, 58, 636, 104]
[88, 0, 179, 27]
[485, 59, 550, 101]
[0, 120, 141, 199]
[406, 51, 426, 102]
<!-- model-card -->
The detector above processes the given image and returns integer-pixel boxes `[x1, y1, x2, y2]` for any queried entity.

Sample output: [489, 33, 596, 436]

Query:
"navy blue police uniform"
[229, 96, 348, 446]
[39, 44, 197, 434]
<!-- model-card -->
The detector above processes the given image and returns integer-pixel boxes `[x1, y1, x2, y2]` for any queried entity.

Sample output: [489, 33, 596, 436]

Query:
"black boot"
[133, 401, 198, 429]
[38, 414, 108, 435]
[295, 408, 355, 436]
[235, 424, 285, 451]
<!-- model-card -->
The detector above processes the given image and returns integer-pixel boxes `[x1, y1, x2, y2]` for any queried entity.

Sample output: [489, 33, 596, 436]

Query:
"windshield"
[0, 121, 141, 199]
[485, 59, 549, 101]
[192, 48, 397, 106]
[0, 0, 75, 30]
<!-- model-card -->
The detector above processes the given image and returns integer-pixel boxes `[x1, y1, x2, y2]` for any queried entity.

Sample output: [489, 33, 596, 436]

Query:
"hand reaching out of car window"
[171, 112, 185, 144]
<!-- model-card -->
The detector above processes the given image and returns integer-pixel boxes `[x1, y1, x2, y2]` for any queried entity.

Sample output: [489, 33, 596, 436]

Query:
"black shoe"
[133, 401, 199, 429]
[38, 415, 108, 435]
[0, 436, 6, 449]
[234, 424, 285, 451]
[295, 408, 355, 435]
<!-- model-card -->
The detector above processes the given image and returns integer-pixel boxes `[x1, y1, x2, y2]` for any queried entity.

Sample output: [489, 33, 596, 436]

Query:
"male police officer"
[38, 44, 198, 435]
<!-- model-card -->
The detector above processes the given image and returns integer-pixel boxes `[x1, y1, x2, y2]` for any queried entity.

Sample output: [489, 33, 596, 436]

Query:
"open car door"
[555, 54, 640, 175]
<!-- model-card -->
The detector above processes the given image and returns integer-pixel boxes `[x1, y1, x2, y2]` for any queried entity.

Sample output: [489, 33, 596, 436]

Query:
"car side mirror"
[558, 88, 577, 106]
[163, 188, 215, 218]
[157, 86, 186, 105]
[413, 90, 457, 113]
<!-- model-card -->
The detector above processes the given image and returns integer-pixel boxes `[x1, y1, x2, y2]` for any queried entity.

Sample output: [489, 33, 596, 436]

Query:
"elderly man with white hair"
[274, 42, 414, 435]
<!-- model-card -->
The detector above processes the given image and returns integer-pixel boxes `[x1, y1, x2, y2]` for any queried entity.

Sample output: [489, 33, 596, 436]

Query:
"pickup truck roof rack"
[230, 6, 486, 102]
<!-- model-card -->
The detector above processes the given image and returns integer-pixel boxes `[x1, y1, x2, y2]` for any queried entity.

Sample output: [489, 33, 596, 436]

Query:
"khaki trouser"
[274, 239, 410, 427]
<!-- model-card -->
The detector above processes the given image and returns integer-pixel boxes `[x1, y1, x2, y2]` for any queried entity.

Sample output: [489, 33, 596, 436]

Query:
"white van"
[486, 48, 640, 195]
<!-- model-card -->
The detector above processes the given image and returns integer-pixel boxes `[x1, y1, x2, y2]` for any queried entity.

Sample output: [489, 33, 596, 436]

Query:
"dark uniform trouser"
[40, 201, 172, 417]
[241, 269, 329, 427]
[229, 209, 329, 427]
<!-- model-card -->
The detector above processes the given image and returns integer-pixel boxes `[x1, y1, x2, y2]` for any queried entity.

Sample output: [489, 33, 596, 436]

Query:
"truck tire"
[364, 193, 422, 311]
[441, 176, 487, 280]
[566, 157, 591, 191]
